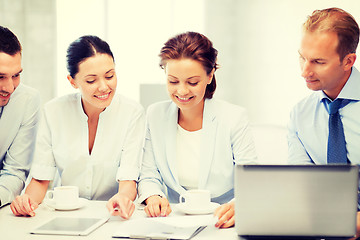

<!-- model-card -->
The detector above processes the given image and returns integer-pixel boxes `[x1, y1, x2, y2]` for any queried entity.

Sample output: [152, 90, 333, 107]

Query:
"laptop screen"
[235, 164, 358, 238]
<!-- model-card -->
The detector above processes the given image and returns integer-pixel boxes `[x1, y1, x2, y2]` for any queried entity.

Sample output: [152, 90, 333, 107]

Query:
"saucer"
[44, 198, 88, 211]
[176, 202, 220, 215]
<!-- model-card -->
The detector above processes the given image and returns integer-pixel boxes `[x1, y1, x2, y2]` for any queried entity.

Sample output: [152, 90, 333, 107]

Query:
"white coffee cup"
[45, 186, 79, 207]
[179, 189, 211, 209]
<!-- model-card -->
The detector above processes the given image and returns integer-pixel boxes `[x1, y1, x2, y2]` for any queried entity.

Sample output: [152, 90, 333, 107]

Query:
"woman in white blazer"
[138, 32, 257, 228]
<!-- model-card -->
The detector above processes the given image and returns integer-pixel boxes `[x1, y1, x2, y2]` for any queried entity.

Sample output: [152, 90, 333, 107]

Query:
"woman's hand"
[106, 193, 135, 219]
[349, 211, 360, 239]
[214, 202, 235, 228]
[144, 195, 172, 217]
[10, 194, 39, 217]
[107, 180, 137, 219]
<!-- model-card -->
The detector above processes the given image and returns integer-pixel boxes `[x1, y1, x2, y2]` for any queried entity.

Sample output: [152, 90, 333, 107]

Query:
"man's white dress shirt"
[0, 83, 40, 206]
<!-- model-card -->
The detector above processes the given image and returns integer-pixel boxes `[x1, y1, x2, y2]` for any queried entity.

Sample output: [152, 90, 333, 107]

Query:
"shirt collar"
[76, 93, 88, 120]
[337, 67, 360, 100]
[76, 92, 114, 120]
[318, 67, 360, 103]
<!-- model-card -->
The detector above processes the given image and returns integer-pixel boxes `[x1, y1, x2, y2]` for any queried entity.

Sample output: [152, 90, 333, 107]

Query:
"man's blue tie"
[327, 98, 351, 164]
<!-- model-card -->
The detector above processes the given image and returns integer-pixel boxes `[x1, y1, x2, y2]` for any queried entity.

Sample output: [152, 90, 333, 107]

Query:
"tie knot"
[328, 98, 350, 114]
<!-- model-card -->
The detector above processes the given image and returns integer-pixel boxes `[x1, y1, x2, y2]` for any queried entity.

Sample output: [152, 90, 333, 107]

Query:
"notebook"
[235, 164, 359, 239]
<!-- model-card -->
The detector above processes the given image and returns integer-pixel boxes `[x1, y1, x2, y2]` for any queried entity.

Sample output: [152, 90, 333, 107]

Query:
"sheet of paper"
[152, 215, 218, 227]
[112, 215, 217, 239]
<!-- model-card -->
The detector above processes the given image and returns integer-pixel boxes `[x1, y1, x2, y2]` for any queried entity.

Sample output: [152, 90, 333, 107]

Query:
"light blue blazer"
[138, 98, 257, 204]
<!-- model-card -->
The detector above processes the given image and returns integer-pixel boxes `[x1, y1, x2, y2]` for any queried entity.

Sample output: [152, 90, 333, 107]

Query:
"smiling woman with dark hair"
[138, 31, 257, 228]
[10, 35, 145, 220]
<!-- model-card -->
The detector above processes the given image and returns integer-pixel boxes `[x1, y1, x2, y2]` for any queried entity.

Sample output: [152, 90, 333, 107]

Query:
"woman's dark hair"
[159, 31, 218, 99]
[66, 35, 114, 78]
[0, 26, 22, 55]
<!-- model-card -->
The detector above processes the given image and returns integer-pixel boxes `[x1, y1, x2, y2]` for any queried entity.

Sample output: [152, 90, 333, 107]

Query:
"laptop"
[235, 164, 359, 239]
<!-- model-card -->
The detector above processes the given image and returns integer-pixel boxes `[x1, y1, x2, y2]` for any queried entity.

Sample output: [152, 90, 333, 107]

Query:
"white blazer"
[138, 98, 257, 204]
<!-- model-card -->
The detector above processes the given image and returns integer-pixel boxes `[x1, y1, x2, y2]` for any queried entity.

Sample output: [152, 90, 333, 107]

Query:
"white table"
[0, 200, 238, 240]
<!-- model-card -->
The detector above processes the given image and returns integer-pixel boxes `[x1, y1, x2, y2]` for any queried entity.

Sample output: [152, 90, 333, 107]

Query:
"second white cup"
[46, 186, 79, 207]
[179, 189, 211, 209]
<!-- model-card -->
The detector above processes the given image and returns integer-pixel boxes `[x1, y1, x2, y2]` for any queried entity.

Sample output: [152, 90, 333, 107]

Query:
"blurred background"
[1, 0, 359, 128]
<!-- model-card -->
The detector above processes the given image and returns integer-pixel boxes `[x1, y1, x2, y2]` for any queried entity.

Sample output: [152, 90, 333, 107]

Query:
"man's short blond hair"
[303, 7, 359, 61]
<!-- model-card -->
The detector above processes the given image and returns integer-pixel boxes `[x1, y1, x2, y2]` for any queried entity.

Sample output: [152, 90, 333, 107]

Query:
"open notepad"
[112, 215, 217, 239]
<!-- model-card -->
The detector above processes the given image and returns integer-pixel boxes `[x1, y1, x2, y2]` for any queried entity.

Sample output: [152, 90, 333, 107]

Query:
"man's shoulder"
[8, 84, 40, 113]
[292, 92, 320, 113]
[12, 83, 40, 103]
[16, 83, 39, 94]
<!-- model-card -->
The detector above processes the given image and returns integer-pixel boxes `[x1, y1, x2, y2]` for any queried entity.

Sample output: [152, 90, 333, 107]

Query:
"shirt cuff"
[0, 187, 12, 207]
[137, 181, 165, 204]
[30, 164, 57, 180]
[116, 165, 140, 182]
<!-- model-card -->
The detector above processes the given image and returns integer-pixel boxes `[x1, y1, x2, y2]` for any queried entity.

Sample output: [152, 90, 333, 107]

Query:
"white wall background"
[56, 0, 107, 97]
[0, 0, 56, 103]
[56, 0, 360, 127]
[56, 0, 205, 102]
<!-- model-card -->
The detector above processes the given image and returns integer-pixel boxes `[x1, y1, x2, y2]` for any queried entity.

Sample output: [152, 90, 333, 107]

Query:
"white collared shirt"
[31, 93, 145, 200]
[0, 83, 40, 206]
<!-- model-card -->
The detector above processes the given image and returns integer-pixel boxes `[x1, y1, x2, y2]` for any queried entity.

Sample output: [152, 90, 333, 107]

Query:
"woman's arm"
[117, 180, 137, 200]
[10, 178, 49, 217]
[137, 122, 167, 203]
